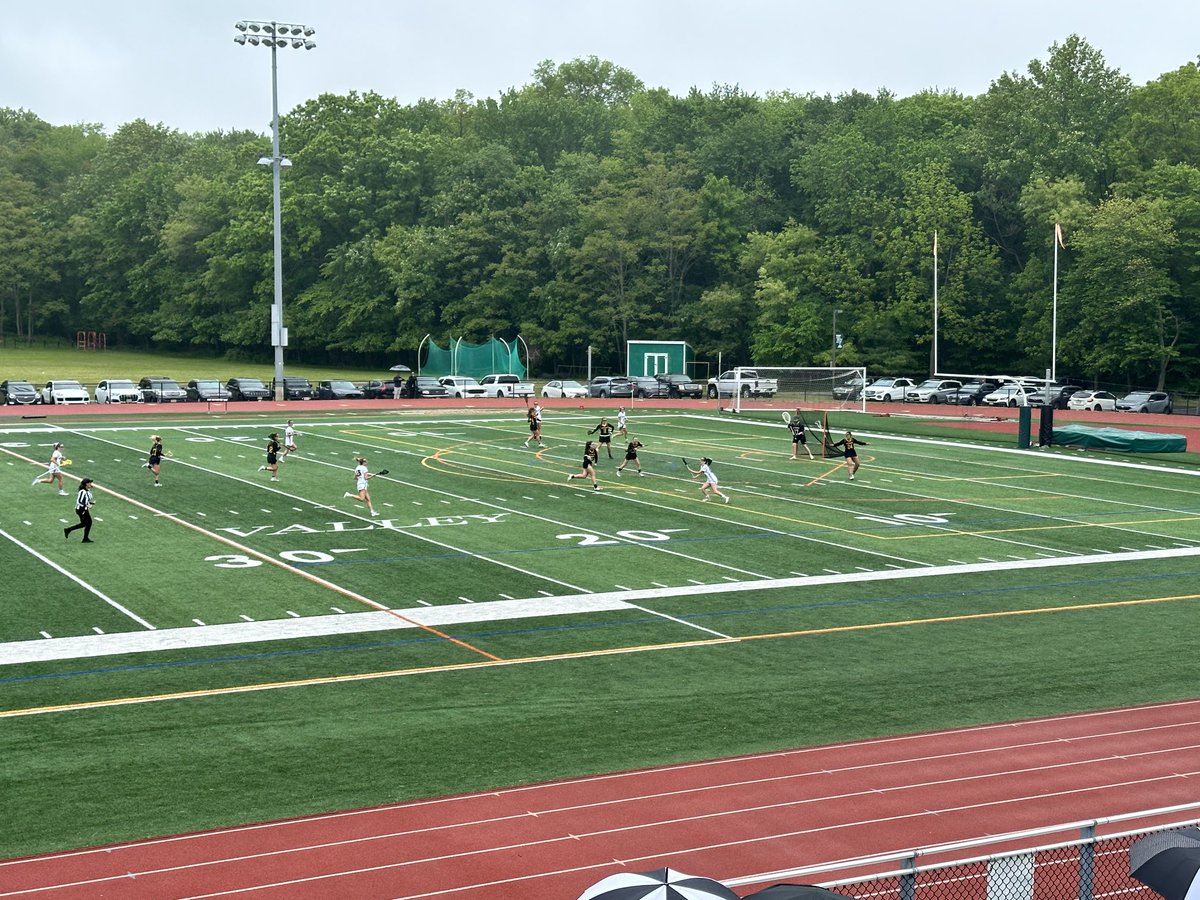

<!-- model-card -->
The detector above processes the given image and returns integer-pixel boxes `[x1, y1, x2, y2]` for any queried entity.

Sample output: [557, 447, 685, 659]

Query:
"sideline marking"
[4, 562, 1200, 719]
[0, 445, 500, 664]
[0, 528, 155, 630]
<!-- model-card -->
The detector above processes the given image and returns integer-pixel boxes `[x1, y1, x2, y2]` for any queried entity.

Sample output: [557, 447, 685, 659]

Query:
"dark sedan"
[226, 377, 271, 401]
[410, 376, 448, 398]
[1, 380, 39, 405]
[186, 379, 231, 402]
[947, 380, 1001, 406]
[317, 380, 365, 400]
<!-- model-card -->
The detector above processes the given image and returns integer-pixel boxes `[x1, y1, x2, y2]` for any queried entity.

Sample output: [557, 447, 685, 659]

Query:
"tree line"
[0, 36, 1197, 390]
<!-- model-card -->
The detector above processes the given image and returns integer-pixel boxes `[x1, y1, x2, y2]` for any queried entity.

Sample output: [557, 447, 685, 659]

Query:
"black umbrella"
[1130, 827, 1200, 900]
[578, 867, 739, 900]
[742, 885, 849, 899]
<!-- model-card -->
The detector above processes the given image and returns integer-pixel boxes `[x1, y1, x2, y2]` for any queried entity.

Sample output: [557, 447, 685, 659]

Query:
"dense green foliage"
[2, 37, 1198, 389]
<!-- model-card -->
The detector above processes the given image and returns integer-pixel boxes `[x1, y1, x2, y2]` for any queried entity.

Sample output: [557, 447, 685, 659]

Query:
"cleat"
[702, 496, 710, 502]
[344, 492, 354, 499]
[638, 471, 644, 476]
[258, 465, 266, 471]
[615, 469, 621, 477]
[593, 485, 600, 490]
[371, 510, 379, 517]
[81, 538, 93, 543]
[270, 476, 279, 482]
[724, 495, 730, 503]
[154, 482, 162, 487]
[58, 490, 68, 496]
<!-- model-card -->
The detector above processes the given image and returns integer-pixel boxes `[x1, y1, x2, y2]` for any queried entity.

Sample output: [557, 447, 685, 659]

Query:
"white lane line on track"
[20, 760, 1200, 899]
[8, 699, 1199, 874]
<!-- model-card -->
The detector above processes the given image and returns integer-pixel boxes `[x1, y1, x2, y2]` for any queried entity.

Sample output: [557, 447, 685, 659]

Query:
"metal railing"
[725, 802, 1200, 898]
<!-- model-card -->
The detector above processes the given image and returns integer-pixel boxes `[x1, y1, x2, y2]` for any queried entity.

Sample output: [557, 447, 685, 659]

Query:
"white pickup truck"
[705, 369, 779, 399]
[479, 373, 535, 398]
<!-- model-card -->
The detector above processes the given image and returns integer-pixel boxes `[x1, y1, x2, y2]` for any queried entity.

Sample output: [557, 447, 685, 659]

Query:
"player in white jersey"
[282, 421, 298, 460]
[344, 456, 379, 516]
[33, 442, 68, 495]
[688, 456, 729, 503]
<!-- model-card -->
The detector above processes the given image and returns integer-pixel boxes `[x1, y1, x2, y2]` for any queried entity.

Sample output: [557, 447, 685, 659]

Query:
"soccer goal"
[726, 366, 868, 414]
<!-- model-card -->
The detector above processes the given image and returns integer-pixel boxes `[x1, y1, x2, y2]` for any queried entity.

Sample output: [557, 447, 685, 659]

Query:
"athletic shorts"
[267, 453, 277, 465]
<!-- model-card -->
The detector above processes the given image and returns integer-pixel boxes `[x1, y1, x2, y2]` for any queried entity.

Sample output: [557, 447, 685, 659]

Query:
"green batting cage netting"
[420, 337, 527, 380]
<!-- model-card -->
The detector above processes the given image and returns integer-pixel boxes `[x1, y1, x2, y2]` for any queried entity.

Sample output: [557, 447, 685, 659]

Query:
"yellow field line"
[4, 591, 1197, 720]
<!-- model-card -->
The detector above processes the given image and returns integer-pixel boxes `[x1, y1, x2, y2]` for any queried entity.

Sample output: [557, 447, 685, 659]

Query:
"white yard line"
[0, 527, 156, 631]
[5, 545, 1198, 666]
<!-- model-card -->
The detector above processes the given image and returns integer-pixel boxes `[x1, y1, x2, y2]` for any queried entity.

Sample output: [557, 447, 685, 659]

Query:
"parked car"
[41, 379, 91, 405]
[863, 377, 915, 402]
[138, 376, 188, 403]
[541, 379, 588, 399]
[588, 376, 633, 399]
[832, 376, 867, 401]
[361, 380, 396, 400]
[409, 376, 448, 398]
[186, 379, 231, 402]
[1115, 391, 1172, 414]
[655, 373, 704, 398]
[947, 380, 1001, 406]
[479, 373, 535, 398]
[439, 376, 488, 399]
[1067, 390, 1117, 412]
[282, 376, 314, 400]
[1026, 384, 1085, 409]
[94, 379, 142, 404]
[628, 375, 667, 399]
[1, 380, 40, 405]
[226, 377, 271, 401]
[705, 369, 778, 399]
[906, 379, 961, 403]
[983, 384, 1034, 407]
[317, 380, 365, 400]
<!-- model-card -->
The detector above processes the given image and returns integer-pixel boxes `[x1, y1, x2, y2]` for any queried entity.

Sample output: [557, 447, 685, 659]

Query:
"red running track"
[3, 699, 1200, 899]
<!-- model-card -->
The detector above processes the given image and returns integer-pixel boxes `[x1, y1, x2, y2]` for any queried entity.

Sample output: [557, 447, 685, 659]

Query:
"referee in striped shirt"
[64, 478, 96, 543]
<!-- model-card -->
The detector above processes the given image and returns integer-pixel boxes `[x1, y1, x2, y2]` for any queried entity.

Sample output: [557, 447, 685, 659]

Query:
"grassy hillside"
[0, 343, 393, 386]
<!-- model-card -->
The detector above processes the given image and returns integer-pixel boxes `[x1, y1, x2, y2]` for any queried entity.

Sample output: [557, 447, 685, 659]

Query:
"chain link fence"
[728, 803, 1200, 899]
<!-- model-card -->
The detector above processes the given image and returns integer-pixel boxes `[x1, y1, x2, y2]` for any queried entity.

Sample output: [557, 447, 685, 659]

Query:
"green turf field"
[2, 405, 1199, 857]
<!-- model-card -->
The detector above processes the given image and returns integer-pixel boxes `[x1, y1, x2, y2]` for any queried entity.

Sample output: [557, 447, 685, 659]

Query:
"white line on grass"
[0, 527, 156, 630]
[8, 545, 1198, 666]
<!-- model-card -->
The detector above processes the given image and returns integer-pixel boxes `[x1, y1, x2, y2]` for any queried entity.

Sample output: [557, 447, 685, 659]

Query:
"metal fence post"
[1079, 823, 1095, 900]
[899, 853, 916, 900]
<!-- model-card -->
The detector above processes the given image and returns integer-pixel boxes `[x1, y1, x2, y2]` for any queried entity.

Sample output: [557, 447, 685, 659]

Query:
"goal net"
[725, 366, 868, 415]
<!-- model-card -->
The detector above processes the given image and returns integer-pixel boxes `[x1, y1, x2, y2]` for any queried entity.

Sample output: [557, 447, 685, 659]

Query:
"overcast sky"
[4, 1, 1199, 136]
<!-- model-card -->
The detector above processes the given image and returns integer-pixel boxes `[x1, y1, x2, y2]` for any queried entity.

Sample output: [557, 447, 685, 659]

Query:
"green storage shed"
[625, 340, 695, 377]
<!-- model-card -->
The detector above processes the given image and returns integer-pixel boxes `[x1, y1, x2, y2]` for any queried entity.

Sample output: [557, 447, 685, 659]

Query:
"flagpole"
[932, 230, 939, 376]
[1051, 225, 1059, 383]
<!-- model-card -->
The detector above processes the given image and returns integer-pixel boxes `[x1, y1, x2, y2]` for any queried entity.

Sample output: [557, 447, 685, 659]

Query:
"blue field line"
[3, 566, 1195, 690]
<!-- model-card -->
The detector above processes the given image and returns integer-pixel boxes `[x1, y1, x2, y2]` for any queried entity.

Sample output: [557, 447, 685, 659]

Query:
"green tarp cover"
[1050, 424, 1186, 453]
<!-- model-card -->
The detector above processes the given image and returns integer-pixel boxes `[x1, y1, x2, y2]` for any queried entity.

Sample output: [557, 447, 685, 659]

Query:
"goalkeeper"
[788, 409, 815, 460]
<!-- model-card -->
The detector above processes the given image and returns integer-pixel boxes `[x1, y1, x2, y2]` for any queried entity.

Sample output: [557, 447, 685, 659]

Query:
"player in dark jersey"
[259, 433, 281, 482]
[147, 435, 164, 486]
[789, 410, 814, 460]
[615, 439, 644, 476]
[567, 440, 600, 490]
[524, 406, 544, 448]
[830, 431, 867, 480]
[588, 418, 615, 457]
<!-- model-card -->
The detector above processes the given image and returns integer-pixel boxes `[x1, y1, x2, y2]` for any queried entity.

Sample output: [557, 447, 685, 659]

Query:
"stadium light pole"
[831, 308, 841, 367]
[234, 20, 316, 400]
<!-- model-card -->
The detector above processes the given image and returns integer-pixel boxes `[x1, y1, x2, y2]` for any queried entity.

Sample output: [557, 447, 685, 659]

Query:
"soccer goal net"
[726, 366, 868, 414]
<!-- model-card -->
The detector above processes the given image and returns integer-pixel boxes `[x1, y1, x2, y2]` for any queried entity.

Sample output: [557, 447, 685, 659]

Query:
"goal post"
[727, 366, 868, 415]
